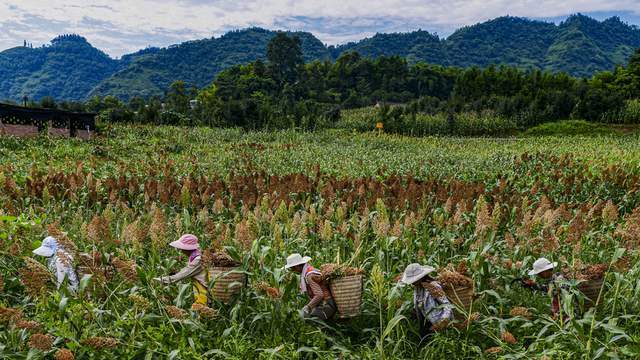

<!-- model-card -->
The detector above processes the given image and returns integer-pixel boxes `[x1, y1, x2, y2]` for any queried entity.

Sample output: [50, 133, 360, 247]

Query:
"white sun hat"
[528, 257, 557, 276]
[284, 253, 312, 269]
[401, 263, 436, 285]
[33, 236, 58, 257]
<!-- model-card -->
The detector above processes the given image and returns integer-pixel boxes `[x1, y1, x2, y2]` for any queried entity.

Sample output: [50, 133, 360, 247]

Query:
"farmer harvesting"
[522, 257, 569, 317]
[401, 263, 453, 343]
[32, 236, 79, 292]
[154, 234, 208, 306]
[284, 253, 336, 321]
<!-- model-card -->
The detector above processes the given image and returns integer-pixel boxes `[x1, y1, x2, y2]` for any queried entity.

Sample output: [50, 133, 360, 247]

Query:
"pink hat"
[169, 234, 200, 250]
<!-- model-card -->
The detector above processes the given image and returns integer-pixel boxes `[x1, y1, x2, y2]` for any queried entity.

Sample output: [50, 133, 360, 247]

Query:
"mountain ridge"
[1, 14, 639, 101]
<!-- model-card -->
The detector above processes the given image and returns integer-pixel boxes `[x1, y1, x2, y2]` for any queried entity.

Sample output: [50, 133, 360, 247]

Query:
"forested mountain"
[444, 17, 558, 69]
[89, 28, 330, 100]
[0, 35, 120, 101]
[329, 30, 445, 64]
[338, 15, 640, 75]
[1, 14, 639, 101]
[543, 15, 640, 75]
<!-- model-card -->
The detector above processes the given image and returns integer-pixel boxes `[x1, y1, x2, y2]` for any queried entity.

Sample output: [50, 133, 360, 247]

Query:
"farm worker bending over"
[521, 257, 569, 317]
[401, 263, 453, 343]
[32, 236, 79, 292]
[284, 253, 336, 321]
[154, 234, 208, 306]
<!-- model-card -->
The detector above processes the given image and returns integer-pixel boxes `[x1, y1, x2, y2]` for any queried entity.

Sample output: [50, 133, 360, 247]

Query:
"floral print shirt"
[413, 281, 454, 325]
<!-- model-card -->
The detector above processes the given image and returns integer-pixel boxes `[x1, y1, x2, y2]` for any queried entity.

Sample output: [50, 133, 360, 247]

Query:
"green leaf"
[58, 296, 68, 312]
[611, 248, 626, 263]
[78, 274, 92, 293]
[203, 349, 230, 357]
[382, 314, 407, 339]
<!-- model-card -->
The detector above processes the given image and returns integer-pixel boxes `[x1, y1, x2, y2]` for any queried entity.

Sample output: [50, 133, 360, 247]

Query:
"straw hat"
[33, 236, 58, 257]
[284, 253, 311, 269]
[528, 257, 557, 276]
[401, 263, 436, 285]
[169, 234, 200, 251]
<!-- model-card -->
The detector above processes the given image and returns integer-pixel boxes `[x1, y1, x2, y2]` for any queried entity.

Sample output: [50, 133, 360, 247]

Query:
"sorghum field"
[2, 126, 640, 359]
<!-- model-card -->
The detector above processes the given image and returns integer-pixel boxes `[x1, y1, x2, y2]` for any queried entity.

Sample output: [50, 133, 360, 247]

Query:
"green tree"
[166, 81, 195, 114]
[267, 33, 304, 86]
[613, 49, 640, 99]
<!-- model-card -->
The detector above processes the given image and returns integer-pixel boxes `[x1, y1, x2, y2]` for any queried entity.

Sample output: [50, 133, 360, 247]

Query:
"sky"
[1, 1, 640, 58]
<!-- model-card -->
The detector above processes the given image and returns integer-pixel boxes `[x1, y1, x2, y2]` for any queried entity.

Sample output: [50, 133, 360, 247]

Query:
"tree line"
[26, 33, 640, 135]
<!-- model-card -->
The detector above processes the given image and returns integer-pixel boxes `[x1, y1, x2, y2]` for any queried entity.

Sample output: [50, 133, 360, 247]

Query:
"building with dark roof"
[0, 103, 96, 139]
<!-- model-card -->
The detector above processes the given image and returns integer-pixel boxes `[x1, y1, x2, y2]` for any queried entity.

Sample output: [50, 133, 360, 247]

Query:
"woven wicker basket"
[329, 274, 363, 319]
[578, 278, 605, 305]
[209, 267, 246, 304]
[442, 284, 474, 317]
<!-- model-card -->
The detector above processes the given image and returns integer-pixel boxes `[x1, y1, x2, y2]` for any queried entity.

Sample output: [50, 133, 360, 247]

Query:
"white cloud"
[0, 0, 639, 57]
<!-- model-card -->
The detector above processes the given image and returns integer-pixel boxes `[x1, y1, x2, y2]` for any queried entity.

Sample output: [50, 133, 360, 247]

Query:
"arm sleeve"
[161, 257, 202, 284]
[55, 261, 66, 289]
[531, 282, 549, 293]
[305, 274, 324, 308]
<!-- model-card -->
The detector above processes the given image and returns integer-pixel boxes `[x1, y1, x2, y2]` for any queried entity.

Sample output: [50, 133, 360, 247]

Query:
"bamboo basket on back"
[443, 284, 474, 318]
[578, 278, 605, 306]
[422, 282, 474, 319]
[329, 274, 364, 319]
[209, 267, 246, 304]
[575, 264, 608, 308]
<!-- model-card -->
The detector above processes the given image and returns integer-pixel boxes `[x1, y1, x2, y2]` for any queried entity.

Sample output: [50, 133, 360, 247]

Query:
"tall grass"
[601, 99, 640, 124]
[338, 107, 517, 137]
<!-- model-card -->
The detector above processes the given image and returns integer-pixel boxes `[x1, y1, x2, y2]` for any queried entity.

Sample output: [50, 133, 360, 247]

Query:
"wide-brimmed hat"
[169, 234, 200, 251]
[284, 253, 311, 269]
[528, 257, 557, 276]
[33, 236, 58, 257]
[401, 263, 436, 285]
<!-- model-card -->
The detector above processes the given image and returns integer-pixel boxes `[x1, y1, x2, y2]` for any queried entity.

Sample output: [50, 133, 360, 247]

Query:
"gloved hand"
[152, 277, 163, 283]
[299, 305, 311, 318]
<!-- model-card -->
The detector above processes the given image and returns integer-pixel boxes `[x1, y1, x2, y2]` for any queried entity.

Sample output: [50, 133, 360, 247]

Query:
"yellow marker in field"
[376, 122, 384, 130]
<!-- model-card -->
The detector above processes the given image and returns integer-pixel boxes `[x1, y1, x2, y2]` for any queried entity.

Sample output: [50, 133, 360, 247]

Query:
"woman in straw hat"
[32, 236, 79, 292]
[401, 263, 453, 344]
[284, 253, 336, 321]
[154, 234, 208, 306]
[521, 257, 569, 317]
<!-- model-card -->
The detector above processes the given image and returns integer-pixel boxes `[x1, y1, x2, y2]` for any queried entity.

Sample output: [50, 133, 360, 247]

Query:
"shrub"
[523, 120, 619, 136]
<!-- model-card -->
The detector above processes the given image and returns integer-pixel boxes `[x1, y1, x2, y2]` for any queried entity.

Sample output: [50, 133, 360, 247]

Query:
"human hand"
[299, 305, 311, 318]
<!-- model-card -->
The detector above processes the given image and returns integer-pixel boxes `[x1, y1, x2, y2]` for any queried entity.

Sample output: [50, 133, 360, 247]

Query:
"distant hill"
[89, 28, 330, 100]
[443, 16, 558, 69]
[1, 14, 639, 101]
[335, 14, 640, 75]
[329, 30, 446, 64]
[0, 35, 120, 101]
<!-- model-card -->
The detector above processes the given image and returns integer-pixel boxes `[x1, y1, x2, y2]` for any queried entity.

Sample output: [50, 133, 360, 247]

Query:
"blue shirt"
[413, 281, 454, 324]
[47, 249, 79, 291]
